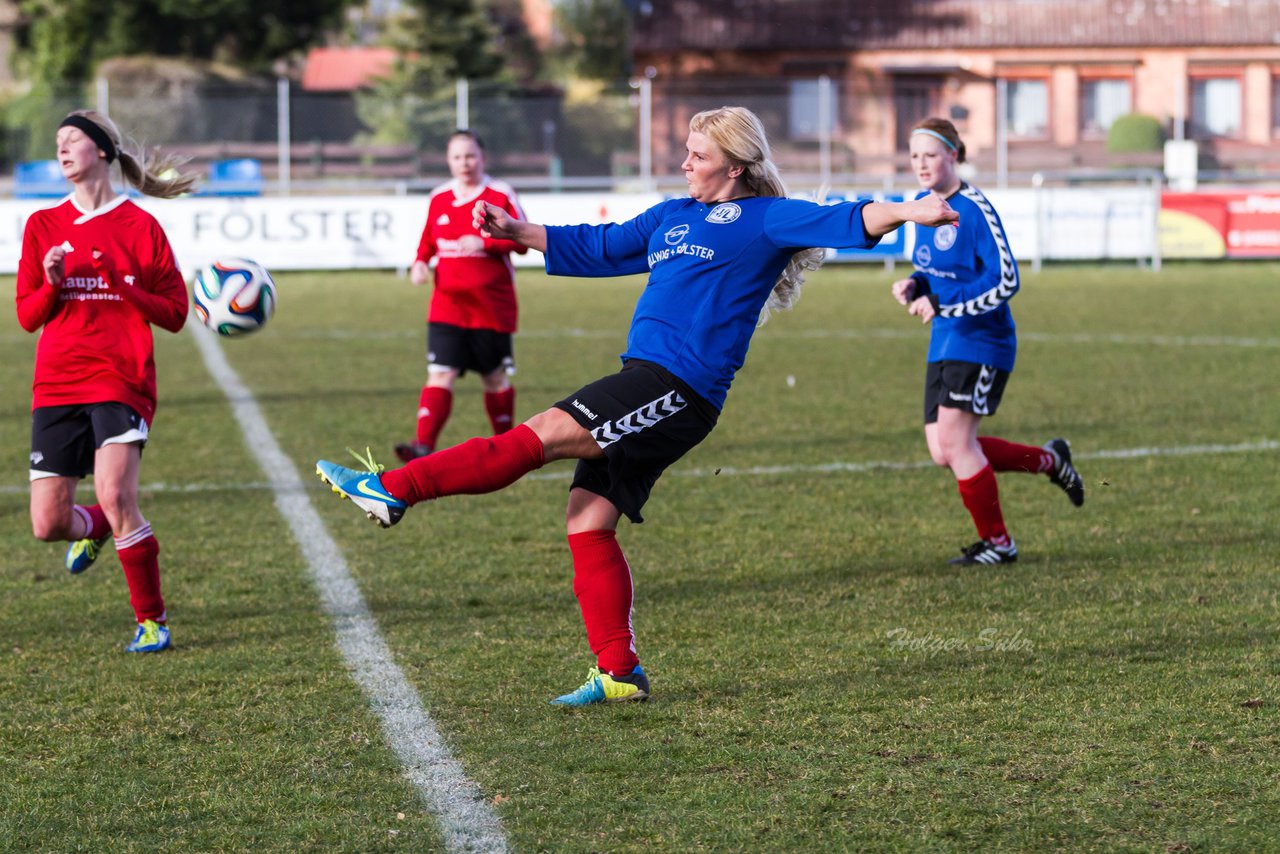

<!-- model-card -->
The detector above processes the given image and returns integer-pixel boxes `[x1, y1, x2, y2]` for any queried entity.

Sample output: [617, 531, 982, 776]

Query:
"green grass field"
[1, 261, 1277, 852]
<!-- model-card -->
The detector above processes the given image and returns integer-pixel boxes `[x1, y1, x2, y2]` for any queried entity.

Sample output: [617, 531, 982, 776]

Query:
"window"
[1190, 77, 1241, 138]
[789, 79, 838, 139]
[1080, 78, 1132, 137]
[1004, 79, 1048, 138]
[1272, 76, 1280, 135]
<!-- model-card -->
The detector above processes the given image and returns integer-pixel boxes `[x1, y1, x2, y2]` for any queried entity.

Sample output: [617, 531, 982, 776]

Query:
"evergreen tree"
[355, 0, 515, 149]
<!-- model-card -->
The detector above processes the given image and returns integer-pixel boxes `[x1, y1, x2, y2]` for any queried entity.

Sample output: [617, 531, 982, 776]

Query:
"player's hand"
[43, 245, 67, 288]
[473, 200, 512, 239]
[912, 194, 959, 228]
[891, 278, 916, 305]
[908, 295, 936, 324]
[409, 260, 430, 286]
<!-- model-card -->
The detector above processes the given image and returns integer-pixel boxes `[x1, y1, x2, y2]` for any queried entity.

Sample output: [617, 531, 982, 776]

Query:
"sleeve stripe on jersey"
[939, 185, 1019, 318]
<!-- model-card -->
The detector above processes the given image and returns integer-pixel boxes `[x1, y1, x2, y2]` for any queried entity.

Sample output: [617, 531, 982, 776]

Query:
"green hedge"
[1107, 113, 1166, 152]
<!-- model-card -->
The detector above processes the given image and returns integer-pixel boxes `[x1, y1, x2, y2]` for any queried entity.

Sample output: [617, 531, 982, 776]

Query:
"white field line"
[7, 438, 1275, 496]
[3, 327, 1278, 350]
[189, 322, 507, 854]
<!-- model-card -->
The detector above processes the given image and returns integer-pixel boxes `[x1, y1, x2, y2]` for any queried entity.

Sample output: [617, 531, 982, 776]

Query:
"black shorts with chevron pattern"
[554, 359, 718, 523]
[923, 359, 1011, 424]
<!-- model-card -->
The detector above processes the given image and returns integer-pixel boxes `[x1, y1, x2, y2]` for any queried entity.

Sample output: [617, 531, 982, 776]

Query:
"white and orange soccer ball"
[192, 258, 277, 337]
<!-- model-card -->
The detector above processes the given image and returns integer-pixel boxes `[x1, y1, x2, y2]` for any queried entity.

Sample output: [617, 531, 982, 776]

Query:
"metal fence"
[4, 74, 1272, 197]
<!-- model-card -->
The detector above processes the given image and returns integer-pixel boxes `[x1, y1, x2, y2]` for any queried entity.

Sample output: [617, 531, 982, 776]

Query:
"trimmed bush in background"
[1107, 113, 1167, 152]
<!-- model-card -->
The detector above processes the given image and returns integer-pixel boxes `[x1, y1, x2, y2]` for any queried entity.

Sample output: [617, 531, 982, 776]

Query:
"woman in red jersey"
[15, 110, 196, 653]
[395, 129, 528, 462]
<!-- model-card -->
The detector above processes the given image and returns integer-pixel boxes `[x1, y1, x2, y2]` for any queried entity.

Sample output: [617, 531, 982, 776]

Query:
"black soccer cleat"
[1044, 438, 1084, 507]
[949, 539, 1018, 566]
[394, 442, 433, 463]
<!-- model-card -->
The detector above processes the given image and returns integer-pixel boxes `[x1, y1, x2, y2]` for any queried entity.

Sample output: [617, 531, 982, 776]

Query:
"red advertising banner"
[1161, 191, 1280, 258]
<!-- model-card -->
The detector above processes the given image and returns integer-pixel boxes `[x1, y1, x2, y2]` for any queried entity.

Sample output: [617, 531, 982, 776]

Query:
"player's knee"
[30, 511, 71, 541]
[95, 489, 137, 528]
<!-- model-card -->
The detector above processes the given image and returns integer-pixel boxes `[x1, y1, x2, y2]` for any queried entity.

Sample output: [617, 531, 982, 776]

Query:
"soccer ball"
[192, 258, 277, 337]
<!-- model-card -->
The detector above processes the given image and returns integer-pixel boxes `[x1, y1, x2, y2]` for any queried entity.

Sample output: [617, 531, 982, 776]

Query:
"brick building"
[632, 0, 1280, 176]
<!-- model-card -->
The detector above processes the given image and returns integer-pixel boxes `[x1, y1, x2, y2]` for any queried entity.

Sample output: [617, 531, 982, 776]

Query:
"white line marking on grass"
[260, 327, 1280, 350]
[189, 323, 507, 854]
[534, 439, 1280, 481]
[3, 439, 1274, 496]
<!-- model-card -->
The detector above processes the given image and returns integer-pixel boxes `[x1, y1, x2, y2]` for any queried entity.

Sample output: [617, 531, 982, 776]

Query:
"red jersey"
[414, 177, 527, 333]
[15, 196, 187, 425]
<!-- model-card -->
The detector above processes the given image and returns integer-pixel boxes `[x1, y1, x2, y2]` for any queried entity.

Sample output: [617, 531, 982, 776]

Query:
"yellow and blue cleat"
[316, 449, 407, 528]
[126, 619, 171, 653]
[551, 665, 650, 706]
[66, 535, 110, 575]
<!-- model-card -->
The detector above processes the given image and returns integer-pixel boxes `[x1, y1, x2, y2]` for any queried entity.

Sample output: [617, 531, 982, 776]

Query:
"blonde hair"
[688, 106, 826, 325]
[64, 110, 198, 199]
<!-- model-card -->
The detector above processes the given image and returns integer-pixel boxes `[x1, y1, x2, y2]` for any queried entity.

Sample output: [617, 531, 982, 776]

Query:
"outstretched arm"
[473, 200, 547, 253]
[862, 194, 958, 237]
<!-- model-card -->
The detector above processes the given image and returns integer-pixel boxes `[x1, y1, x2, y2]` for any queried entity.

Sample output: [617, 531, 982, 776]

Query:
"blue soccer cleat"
[65, 535, 110, 575]
[126, 619, 171, 653]
[551, 665, 650, 707]
[315, 451, 407, 528]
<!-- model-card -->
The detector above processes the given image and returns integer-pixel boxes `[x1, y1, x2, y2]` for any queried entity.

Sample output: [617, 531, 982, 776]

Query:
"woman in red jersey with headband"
[15, 109, 196, 653]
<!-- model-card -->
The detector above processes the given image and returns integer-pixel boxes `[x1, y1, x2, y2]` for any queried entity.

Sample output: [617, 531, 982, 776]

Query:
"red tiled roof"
[301, 47, 398, 92]
[634, 0, 1280, 51]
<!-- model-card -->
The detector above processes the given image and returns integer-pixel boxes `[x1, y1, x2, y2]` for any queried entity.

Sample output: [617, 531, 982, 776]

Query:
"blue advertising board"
[824, 192, 910, 262]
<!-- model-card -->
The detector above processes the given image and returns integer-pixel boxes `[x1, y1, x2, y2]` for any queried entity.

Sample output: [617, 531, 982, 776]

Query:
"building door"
[893, 75, 944, 150]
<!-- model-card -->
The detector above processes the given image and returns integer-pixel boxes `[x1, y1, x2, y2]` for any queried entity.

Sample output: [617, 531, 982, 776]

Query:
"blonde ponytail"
[64, 109, 199, 199]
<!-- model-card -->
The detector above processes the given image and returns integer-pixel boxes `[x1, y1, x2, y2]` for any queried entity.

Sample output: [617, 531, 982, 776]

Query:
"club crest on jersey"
[915, 245, 933, 267]
[934, 224, 957, 250]
[437, 214, 450, 225]
[664, 224, 690, 245]
[706, 202, 742, 224]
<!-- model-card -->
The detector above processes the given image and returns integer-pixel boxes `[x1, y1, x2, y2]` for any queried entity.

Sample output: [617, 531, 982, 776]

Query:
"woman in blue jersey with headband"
[891, 117, 1084, 567]
[316, 105, 957, 706]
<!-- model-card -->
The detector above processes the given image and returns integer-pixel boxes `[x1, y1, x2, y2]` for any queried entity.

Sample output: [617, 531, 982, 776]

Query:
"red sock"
[956, 464, 1010, 546]
[381, 423, 544, 506]
[415, 386, 453, 449]
[568, 529, 639, 676]
[72, 503, 111, 541]
[484, 386, 516, 435]
[115, 524, 165, 623]
[978, 437, 1053, 474]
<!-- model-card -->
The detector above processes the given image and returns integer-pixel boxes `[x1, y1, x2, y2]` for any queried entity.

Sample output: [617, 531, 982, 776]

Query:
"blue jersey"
[545, 196, 877, 409]
[910, 182, 1019, 371]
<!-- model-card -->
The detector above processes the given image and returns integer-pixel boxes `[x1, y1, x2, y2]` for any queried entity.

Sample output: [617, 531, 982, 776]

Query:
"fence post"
[277, 77, 291, 197]
[96, 77, 109, 116]
[1032, 171, 1044, 273]
[996, 78, 1008, 189]
[638, 73, 653, 193]
[456, 78, 470, 130]
[818, 75, 832, 191]
[1149, 171, 1163, 273]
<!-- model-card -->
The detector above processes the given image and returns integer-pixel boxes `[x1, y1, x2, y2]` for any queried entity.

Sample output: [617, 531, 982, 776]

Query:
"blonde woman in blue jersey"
[317, 106, 958, 705]
[891, 117, 1084, 566]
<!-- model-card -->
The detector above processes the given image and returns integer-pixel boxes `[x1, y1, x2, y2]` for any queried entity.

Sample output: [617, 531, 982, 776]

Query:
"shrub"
[1107, 113, 1166, 152]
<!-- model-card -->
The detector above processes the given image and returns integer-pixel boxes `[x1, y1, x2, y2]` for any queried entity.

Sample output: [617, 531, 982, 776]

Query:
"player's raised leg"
[977, 435, 1085, 507]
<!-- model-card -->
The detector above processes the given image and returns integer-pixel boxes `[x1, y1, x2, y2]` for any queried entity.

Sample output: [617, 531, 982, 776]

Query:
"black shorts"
[30, 402, 149, 480]
[924, 360, 1010, 423]
[427, 321, 514, 377]
[554, 360, 718, 524]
